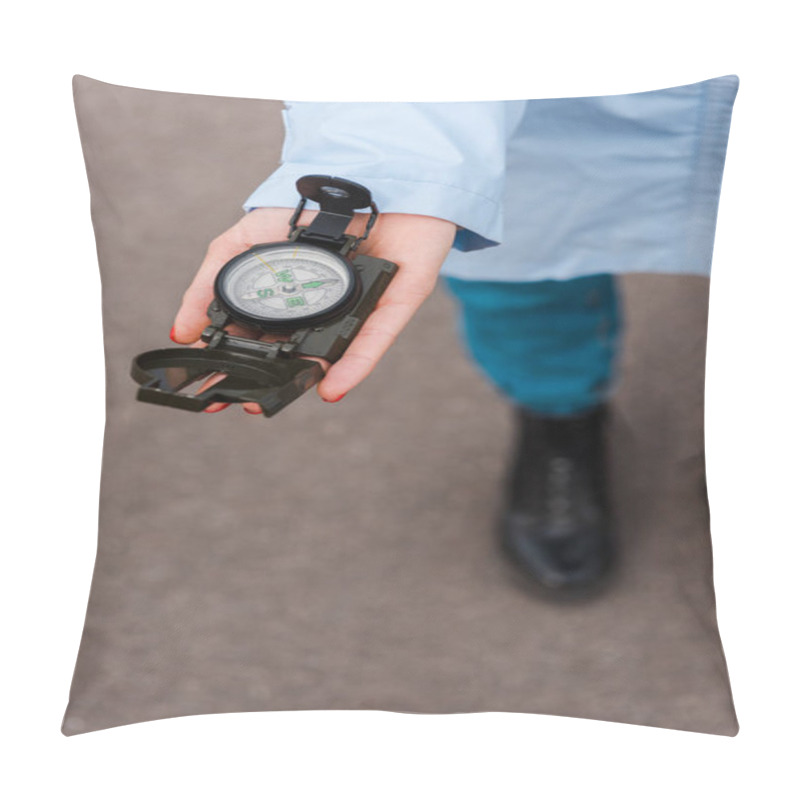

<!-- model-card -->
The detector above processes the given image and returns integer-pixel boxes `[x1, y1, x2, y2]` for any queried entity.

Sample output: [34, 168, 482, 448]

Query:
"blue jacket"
[244, 75, 738, 282]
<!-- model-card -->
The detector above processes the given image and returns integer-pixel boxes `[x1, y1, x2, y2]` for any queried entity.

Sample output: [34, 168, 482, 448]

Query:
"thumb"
[172, 237, 244, 343]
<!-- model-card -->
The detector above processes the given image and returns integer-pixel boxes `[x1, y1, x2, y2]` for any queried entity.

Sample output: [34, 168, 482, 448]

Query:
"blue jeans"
[444, 274, 621, 416]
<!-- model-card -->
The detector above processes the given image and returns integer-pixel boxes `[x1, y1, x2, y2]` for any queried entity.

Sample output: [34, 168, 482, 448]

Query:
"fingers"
[196, 332, 328, 417]
[315, 277, 434, 402]
[197, 372, 231, 414]
[185, 326, 252, 415]
[310, 214, 453, 403]
[172, 236, 246, 344]
[241, 349, 330, 416]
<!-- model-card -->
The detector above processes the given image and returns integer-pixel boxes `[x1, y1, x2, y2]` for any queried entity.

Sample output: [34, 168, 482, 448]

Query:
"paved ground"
[62, 77, 738, 736]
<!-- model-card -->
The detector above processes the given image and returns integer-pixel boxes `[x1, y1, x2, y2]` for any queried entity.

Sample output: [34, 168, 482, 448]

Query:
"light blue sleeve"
[243, 101, 526, 252]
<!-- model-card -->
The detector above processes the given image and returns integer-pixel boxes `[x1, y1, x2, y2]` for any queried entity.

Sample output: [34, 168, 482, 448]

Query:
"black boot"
[500, 404, 615, 594]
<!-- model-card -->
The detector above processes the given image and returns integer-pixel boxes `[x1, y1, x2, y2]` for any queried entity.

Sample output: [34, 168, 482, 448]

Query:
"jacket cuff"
[242, 165, 502, 252]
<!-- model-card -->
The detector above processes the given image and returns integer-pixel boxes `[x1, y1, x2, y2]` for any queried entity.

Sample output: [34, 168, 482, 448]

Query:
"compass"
[130, 175, 398, 417]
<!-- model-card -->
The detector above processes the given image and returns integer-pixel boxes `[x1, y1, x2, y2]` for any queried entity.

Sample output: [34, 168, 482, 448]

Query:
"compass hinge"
[200, 327, 290, 360]
[288, 226, 359, 255]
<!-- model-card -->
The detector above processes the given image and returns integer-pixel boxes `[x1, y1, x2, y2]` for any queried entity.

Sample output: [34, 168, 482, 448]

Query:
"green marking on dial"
[286, 296, 306, 308]
[276, 270, 293, 282]
[256, 288, 275, 298]
[300, 278, 336, 289]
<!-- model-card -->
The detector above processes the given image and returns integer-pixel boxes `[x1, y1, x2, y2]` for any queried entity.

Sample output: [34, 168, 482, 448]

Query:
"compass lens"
[218, 245, 354, 324]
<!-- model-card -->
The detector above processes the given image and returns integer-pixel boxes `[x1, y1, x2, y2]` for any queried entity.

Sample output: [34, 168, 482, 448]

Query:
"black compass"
[131, 175, 398, 417]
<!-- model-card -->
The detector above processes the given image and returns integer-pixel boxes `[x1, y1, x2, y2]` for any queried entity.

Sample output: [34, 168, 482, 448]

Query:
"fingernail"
[323, 393, 346, 403]
[169, 326, 178, 343]
[204, 404, 229, 413]
[244, 408, 262, 415]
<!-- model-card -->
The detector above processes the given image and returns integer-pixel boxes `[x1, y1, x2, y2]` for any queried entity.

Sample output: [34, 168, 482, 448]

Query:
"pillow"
[63, 74, 739, 736]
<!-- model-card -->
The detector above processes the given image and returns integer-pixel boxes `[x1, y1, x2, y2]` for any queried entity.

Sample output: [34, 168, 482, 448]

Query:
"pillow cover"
[63, 74, 739, 736]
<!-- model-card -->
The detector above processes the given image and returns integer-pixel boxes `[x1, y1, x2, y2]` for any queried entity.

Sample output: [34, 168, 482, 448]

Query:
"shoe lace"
[545, 455, 575, 534]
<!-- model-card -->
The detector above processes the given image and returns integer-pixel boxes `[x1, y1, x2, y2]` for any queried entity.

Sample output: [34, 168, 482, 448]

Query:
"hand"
[171, 207, 457, 413]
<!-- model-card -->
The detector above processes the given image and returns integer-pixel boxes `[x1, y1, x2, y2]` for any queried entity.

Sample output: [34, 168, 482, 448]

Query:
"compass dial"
[216, 243, 357, 329]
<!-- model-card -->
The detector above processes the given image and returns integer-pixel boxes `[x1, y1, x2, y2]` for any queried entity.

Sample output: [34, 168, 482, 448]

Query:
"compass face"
[216, 243, 357, 329]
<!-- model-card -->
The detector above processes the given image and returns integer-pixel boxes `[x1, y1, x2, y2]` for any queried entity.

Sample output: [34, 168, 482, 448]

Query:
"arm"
[243, 100, 526, 251]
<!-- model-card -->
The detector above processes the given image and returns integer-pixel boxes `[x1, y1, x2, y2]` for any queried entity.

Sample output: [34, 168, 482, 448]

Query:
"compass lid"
[131, 346, 324, 417]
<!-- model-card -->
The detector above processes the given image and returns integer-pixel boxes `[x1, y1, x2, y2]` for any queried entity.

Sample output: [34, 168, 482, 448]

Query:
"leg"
[443, 274, 621, 415]
[444, 273, 621, 594]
